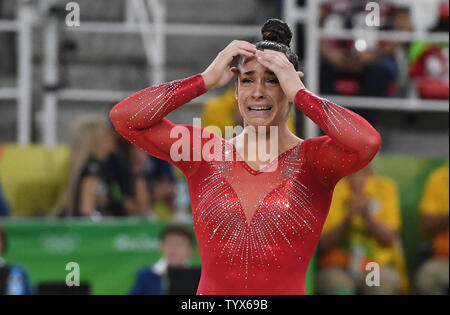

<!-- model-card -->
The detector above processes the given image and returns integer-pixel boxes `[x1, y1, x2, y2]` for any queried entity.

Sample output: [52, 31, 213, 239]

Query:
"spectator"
[319, 1, 411, 97]
[416, 164, 449, 295]
[109, 131, 153, 217]
[129, 225, 195, 295]
[52, 115, 132, 217]
[316, 164, 409, 294]
[111, 116, 178, 220]
[145, 155, 177, 220]
[0, 180, 9, 217]
[407, 1, 449, 100]
[0, 226, 33, 295]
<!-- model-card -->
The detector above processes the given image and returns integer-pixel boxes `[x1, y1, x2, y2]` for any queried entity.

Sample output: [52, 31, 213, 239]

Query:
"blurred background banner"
[1, 218, 317, 295]
[2, 219, 196, 294]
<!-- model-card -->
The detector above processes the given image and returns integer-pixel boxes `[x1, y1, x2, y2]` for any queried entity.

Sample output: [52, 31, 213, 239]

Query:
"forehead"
[239, 57, 274, 75]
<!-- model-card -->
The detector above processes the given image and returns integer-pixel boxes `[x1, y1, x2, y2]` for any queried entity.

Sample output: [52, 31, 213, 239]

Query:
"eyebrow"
[242, 70, 276, 76]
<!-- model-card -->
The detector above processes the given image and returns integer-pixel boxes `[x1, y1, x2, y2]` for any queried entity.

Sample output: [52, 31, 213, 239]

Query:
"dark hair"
[239, 18, 299, 71]
[160, 224, 195, 247]
[0, 226, 7, 255]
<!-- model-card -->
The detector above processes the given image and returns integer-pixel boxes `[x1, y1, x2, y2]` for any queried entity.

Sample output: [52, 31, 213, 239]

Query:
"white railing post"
[149, 0, 166, 84]
[131, 0, 156, 84]
[42, 7, 59, 146]
[125, 0, 135, 25]
[304, 0, 320, 139]
[17, 0, 33, 145]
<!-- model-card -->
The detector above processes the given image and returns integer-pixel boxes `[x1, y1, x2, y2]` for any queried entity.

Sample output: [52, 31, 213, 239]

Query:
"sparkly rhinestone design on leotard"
[110, 74, 381, 294]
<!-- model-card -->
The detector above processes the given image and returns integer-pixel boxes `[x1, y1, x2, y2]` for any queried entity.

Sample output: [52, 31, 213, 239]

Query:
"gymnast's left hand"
[255, 49, 306, 103]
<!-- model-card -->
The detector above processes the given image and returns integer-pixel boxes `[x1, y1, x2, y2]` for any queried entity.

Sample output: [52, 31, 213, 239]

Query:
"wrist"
[280, 73, 305, 103]
[292, 86, 308, 104]
[200, 72, 214, 91]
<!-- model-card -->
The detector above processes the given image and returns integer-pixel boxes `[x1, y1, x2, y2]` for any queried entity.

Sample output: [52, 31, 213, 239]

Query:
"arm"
[256, 49, 381, 187]
[79, 176, 99, 216]
[357, 197, 397, 247]
[363, 212, 397, 247]
[132, 175, 152, 214]
[110, 74, 209, 178]
[294, 91, 381, 187]
[420, 213, 449, 236]
[320, 190, 398, 251]
[110, 40, 257, 178]
[353, 180, 399, 247]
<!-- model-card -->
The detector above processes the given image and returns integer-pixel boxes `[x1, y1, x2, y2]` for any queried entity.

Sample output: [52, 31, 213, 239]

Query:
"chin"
[245, 119, 279, 132]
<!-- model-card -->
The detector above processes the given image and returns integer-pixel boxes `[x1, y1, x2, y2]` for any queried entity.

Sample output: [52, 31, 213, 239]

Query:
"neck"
[242, 121, 293, 145]
[237, 122, 296, 161]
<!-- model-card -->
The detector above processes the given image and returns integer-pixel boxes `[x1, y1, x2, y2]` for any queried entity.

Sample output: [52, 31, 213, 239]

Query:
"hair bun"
[261, 18, 293, 47]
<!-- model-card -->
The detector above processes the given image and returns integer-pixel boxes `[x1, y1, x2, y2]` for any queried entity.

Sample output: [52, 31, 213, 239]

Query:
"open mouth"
[247, 106, 272, 112]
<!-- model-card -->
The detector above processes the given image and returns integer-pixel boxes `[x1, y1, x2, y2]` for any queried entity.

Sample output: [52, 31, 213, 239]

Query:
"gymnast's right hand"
[201, 40, 257, 91]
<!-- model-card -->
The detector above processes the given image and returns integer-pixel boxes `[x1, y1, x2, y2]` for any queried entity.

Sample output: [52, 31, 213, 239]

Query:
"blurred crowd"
[318, 0, 449, 99]
[44, 114, 190, 222]
[315, 163, 448, 295]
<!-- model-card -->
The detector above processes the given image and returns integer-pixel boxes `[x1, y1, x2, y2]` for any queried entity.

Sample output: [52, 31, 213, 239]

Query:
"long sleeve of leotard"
[110, 74, 210, 178]
[294, 88, 382, 187]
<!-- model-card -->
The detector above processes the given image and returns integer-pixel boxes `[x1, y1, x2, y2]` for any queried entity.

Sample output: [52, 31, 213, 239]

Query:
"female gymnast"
[110, 19, 381, 295]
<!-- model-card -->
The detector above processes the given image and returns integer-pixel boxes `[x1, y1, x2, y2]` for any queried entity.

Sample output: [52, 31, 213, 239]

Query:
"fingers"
[229, 40, 257, 53]
[222, 40, 256, 59]
[234, 49, 256, 58]
[256, 50, 304, 77]
[254, 53, 272, 70]
[256, 50, 289, 67]
[227, 45, 256, 59]
[255, 50, 283, 74]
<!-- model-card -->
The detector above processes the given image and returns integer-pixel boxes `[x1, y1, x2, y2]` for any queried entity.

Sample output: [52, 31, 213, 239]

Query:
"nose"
[251, 81, 265, 100]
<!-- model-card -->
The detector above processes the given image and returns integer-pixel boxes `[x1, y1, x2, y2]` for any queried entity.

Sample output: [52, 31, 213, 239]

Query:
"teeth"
[249, 106, 271, 110]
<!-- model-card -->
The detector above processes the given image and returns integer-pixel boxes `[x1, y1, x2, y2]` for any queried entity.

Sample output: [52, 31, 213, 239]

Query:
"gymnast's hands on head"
[254, 49, 306, 103]
[201, 40, 257, 91]
[201, 40, 306, 103]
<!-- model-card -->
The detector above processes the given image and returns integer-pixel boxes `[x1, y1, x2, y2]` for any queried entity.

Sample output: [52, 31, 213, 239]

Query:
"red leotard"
[110, 74, 381, 295]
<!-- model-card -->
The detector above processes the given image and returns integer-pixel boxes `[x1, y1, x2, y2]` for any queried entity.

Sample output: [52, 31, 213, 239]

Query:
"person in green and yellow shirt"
[316, 164, 409, 294]
[416, 164, 449, 295]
